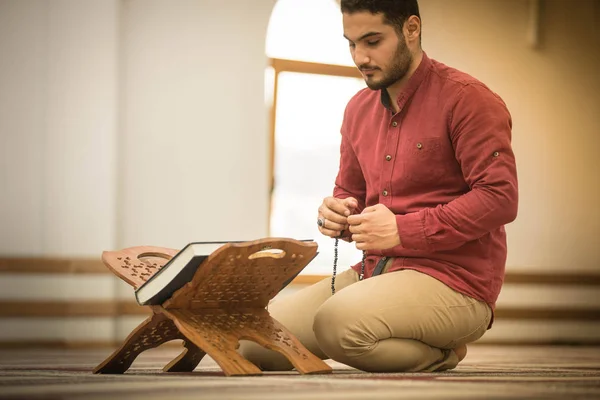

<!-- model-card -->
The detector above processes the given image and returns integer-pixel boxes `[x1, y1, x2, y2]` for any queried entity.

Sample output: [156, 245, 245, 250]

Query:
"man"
[240, 0, 518, 372]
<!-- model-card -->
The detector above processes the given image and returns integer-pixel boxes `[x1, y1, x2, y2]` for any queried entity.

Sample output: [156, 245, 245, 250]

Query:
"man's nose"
[353, 47, 369, 67]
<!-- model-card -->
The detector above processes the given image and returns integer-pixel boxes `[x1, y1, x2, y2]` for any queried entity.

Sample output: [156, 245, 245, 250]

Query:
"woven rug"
[1, 345, 599, 399]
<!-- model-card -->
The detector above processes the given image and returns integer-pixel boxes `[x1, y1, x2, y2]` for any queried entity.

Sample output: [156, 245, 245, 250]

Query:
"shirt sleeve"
[333, 110, 367, 214]
[397, 83, 519, 252]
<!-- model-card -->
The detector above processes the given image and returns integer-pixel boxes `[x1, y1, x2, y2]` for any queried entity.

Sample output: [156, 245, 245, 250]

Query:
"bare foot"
[453, 344, 468, 362]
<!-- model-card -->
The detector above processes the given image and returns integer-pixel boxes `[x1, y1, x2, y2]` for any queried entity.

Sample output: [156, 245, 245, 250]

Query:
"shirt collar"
[380, 51, 432, 111]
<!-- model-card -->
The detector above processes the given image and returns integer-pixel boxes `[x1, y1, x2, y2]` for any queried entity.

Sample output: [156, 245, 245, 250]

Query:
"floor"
[1, 345, 599, 399]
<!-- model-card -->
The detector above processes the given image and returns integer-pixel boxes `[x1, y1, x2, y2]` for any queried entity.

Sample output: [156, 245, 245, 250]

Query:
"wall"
[0, 0, 119, 257]
[420, 0, 600, 273]
[0, 0, 274, 256]
[119, 0, 274, 248]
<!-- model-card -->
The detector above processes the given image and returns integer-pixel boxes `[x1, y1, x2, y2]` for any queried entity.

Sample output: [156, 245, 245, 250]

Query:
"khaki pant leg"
[313, 269, 491, 372]
[238, 268, 359, 370]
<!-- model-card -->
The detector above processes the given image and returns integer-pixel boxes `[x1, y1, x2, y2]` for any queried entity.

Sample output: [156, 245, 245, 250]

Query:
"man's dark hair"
[340, 0, 420, 35]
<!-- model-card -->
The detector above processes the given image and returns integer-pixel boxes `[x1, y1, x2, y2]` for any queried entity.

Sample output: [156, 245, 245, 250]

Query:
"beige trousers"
[239, 263, 491, 372]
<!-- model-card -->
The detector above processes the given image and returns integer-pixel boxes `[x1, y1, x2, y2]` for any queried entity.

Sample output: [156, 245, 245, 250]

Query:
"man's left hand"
[347, 204, 401, 251]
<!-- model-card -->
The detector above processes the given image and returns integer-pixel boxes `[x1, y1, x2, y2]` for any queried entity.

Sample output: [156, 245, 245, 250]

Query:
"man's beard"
[363, 38, 412, 90]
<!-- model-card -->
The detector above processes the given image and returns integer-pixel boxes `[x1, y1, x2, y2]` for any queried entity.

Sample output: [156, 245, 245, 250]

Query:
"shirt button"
[382, 190, 388, 196]
[493, 151, 500, 157]
[416, 142, 423, 149]
[385, 155, 392, 161]
[392, 121, 398, 127]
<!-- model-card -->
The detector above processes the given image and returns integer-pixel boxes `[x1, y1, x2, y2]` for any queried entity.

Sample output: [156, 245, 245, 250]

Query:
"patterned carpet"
[1, 345, 599, 399]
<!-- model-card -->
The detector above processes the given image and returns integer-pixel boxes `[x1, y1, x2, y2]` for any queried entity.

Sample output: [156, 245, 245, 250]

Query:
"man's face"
[343, 11, 413, 90]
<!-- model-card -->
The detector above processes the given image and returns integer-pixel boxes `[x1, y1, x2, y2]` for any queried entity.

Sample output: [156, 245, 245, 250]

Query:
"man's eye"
[349, 42, 356, 49]
[367, 40, 380, 46]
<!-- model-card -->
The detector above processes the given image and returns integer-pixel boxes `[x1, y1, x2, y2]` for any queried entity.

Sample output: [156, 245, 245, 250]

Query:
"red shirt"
[334, 52, 518, 316]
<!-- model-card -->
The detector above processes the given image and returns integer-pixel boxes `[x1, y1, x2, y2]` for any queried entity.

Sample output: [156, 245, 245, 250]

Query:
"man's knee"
[313, 298, 371, 362]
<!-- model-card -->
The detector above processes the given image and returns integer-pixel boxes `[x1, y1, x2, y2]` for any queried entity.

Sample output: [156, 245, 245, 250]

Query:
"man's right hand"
[317, 196, 358, 238]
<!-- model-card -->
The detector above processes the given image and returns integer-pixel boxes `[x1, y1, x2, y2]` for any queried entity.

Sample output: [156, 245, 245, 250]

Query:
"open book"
[135, 241, 234, 305]
[134, 240, 314, 305]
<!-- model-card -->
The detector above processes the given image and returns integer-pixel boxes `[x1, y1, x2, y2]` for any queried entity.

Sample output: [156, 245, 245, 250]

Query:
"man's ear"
[405, 15, 421, 41]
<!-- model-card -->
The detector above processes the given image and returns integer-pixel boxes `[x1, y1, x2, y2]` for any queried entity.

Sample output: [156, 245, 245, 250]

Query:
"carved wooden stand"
[93, 238, 331, 376]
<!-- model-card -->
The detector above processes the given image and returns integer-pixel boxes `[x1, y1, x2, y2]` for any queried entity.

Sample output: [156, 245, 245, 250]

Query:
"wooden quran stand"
[93, 238, 332, 376]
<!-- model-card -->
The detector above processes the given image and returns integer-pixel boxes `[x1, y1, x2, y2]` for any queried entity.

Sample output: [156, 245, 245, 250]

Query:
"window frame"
[267, 58, 361, 234]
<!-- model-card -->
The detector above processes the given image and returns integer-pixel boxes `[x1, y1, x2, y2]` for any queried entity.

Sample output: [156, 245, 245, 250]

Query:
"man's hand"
[317, 196, 358, 238]
[347, 204, 401, 250]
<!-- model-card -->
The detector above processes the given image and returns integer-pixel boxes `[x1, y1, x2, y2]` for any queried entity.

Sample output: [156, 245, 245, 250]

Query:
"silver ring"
[317, 218, 325, 227]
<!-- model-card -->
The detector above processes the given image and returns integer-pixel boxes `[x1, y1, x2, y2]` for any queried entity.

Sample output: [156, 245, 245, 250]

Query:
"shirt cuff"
[396, 211, 430, 251]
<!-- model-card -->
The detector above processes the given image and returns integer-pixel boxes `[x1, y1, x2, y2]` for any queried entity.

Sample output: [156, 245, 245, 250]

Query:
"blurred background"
[0, 0, 598, 347]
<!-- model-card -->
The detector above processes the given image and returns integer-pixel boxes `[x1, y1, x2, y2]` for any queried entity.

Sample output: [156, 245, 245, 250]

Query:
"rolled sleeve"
[396, 212, 430, 251]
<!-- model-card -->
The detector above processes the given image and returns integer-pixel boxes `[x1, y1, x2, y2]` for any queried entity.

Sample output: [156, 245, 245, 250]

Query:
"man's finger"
[352, 233, 367, 243]
[361, 205, 378, 213]
[348, 224, 361, 234]
[319, 217, 347, 232]
[347, 214, 363, 225]
[320, 210, 348, 225]
[325, 197, 353, 217]
[343, 197, 358, 210]
[355, 240, 369, 251]
[320, 226, 342, 238]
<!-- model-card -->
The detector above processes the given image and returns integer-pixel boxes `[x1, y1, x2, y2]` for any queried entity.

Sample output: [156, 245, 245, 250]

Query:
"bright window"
[266, 0, 354, 66]
[266, 0, 367, 275]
